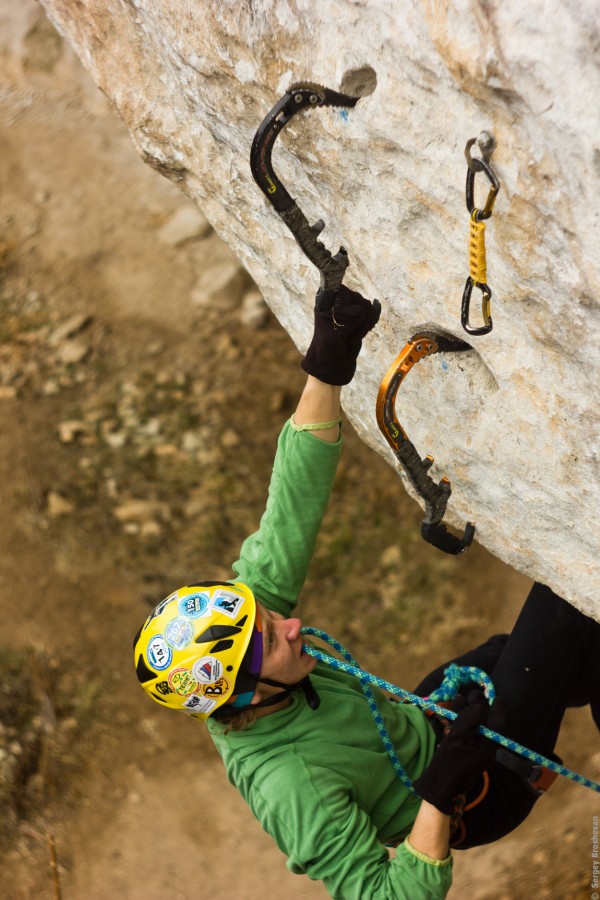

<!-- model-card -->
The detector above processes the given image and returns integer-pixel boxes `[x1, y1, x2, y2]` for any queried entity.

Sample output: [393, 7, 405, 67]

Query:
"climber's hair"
[213, 707, 258, 733]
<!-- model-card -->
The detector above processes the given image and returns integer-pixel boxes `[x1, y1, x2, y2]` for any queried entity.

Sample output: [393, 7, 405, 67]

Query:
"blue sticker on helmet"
[178, 592, 210, 619]
[147, 635, 172, 670]
[164, 616, 194, 650]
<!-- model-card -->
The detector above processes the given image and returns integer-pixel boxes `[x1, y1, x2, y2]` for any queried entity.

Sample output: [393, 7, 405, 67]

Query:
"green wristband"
[290, 415, 342, 433]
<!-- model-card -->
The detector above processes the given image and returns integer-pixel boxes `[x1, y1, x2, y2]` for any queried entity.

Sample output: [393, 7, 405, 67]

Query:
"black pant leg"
[488, 582, 596, 754]
[457, 582, 599, 848]
[417, 583, 600, 849]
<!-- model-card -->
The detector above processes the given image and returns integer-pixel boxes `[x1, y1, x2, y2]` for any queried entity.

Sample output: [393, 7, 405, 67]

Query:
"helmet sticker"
[147, 635, 172, 671]
[164, 616, 194, 650]
[183, 693, 216, 715]
[192, 656, 224, 685]
[144, 592, 178, 630]
[198, 676, 231, 699]
[155, 680, 174, 695]
[211, 590, 245, 619]
[178, 591, 211, 619]
[168, 667, 199, 696]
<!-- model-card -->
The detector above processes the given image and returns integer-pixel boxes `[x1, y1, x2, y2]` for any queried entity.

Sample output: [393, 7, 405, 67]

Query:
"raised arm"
[232, 285, 380, 615]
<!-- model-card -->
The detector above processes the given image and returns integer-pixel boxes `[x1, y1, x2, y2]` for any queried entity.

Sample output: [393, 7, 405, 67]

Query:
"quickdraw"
[376, 329, 475, 554]
[250, 82, 358, 310]
[462, 134, 500, 336]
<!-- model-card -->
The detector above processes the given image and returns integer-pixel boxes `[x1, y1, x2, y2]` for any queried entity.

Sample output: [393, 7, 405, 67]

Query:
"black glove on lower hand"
[413, 690, 509, 815]
[301, 285, 381, 385]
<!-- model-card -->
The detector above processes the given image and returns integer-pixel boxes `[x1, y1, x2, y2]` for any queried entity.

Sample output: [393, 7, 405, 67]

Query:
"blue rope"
[301, 627, 600, 794]
[428, 663, 496, 705]
[303, 626, 415, 790]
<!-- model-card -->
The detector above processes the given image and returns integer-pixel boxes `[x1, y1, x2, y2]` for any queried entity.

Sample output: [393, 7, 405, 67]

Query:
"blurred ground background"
[0, 6, 598, 898]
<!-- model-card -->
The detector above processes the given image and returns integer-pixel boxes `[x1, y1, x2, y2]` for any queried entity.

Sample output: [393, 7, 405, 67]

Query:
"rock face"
[38, 0, 600, 616]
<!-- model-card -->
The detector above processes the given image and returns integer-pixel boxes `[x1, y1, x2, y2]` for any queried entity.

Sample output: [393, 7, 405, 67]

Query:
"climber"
[133, 285, 600, 899]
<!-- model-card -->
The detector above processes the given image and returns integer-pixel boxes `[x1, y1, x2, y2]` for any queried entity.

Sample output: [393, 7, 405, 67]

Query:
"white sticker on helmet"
[192, 656, 224, 685]
[164, 616, 194, 650]
[183, 693, 217, 715]
[211, 590, 245, 618]
[147, 635, 172, 671]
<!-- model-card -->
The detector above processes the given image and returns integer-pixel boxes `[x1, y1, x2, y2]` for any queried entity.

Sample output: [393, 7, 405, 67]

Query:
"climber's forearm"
[293, 376, 342, 443]
[407, 801, 451, 861]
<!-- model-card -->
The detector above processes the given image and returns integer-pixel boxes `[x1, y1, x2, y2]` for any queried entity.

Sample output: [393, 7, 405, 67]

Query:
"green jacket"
[208, 420, 453, 899]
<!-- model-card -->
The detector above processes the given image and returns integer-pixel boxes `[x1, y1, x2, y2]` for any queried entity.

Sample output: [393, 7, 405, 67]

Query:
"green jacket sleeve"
[253, 760, 453, 900]
[232, 418, 342, 616]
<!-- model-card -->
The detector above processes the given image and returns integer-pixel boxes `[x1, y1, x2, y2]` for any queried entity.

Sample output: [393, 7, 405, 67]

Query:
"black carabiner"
[465, 138, 500, 221]
[462, 276, 492, 336]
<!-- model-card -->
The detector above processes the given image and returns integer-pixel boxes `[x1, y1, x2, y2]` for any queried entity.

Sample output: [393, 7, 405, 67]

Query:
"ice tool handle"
[250, 82, 359, 311]
[376, 330, 476, 555]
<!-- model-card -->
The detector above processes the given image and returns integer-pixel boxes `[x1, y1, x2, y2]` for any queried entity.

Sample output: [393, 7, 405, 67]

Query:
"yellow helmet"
[133, 582, 263, 721]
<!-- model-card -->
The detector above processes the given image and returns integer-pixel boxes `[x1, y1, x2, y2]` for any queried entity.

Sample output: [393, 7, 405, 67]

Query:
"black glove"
[413, 690, 509, 815]
[301, 286, 381, 385]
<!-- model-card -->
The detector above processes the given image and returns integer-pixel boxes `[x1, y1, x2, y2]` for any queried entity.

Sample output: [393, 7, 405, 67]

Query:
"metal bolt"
[477, 131, 496, 161]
